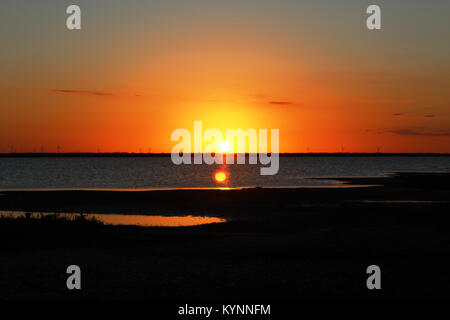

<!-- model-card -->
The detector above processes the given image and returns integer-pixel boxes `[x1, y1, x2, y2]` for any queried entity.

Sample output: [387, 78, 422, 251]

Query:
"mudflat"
[0, 172, 449, 300]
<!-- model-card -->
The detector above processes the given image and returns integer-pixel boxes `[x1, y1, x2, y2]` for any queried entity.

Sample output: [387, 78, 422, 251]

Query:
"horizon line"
[0, 152, 449, 157]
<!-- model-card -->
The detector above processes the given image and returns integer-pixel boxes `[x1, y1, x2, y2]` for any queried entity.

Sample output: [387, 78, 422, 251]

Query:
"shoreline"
[1, 152, 449, 158]
[0, 184, 379, 192]
[0, 172, 448, 217]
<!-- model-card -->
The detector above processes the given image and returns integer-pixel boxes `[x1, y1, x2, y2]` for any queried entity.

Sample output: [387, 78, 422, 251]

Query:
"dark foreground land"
[0, 172, 450, 300]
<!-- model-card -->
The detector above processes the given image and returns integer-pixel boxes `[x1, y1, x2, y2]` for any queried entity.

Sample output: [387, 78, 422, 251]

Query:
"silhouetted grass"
[0, 212, 103, 225]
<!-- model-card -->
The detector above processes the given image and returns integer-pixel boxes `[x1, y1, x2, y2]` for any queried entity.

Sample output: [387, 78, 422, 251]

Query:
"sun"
[218, 141, 231, 153]
[213, 170, 228, 183]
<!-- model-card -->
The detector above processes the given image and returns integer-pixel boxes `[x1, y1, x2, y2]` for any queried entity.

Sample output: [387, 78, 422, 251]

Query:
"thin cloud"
[268, 101, 294, 105]
[353, 98, 414, 104]
[49, 89, 141, 98]
[391, 129, 450, 137]
[391, 129, 420, 135]
[391, 111, 438, 118]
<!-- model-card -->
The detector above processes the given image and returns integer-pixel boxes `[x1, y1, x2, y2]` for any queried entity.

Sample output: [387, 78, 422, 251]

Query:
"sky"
[0, 0, 449, 153]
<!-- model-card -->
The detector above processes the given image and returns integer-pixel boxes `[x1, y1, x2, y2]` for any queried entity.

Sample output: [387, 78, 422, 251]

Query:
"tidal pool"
[0, 211, 227, 227]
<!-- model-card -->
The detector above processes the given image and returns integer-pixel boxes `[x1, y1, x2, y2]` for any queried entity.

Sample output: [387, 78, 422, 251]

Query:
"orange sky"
[1, 1, 449, 153]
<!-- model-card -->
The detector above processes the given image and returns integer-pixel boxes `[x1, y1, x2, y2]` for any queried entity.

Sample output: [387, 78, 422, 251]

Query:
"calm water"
[0, 211, 226, 227]
[0, 156, 448, 190]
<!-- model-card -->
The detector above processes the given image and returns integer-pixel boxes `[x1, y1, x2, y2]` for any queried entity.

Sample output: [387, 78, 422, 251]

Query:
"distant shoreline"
[0, 152, 449, 158]
[0, 172, 448, 216]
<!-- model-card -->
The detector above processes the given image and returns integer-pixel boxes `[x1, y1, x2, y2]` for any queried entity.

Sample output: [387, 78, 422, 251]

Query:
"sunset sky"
[1, 0, 449, 153]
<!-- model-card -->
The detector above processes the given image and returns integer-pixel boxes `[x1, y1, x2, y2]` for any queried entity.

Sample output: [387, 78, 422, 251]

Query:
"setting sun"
[218, 141, 231, 153]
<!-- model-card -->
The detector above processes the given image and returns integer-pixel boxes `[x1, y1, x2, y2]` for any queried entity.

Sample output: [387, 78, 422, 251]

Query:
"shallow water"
[0, 156, 448, 190]
[0, 211, 227, 227]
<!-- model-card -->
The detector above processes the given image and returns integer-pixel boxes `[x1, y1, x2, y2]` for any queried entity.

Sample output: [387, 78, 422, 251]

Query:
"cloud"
[391, 129, 420, 135]
[49, 89, 141, 98]
[391, 111, 438, 118]
[268, 101, 294, 105]
[391, 129, 450, 137]
[353, 98, 414, 104]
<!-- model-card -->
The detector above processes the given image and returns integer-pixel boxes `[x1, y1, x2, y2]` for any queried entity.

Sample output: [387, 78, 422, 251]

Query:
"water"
[0, 156, 448, 190]
[0, 211, 226, 227]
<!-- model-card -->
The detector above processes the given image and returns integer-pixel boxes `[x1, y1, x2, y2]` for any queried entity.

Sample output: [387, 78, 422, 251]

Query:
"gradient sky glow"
[1, 0, 449, 153]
